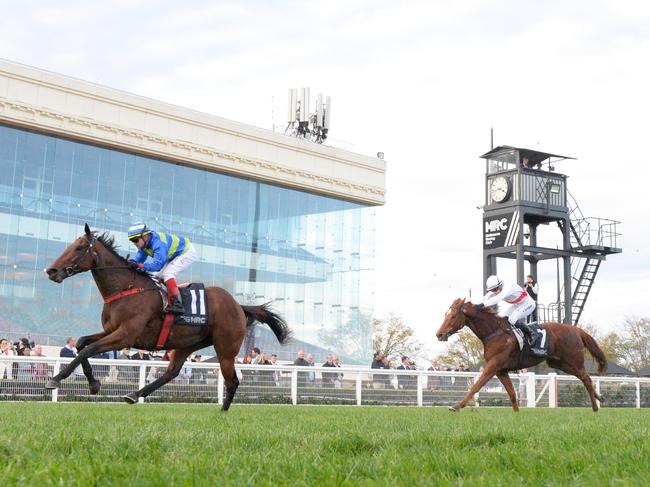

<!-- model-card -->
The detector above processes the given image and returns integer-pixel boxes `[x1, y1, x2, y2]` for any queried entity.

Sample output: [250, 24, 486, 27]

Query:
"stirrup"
[514, 321, 531, 334]
[168, 296, 185, 315]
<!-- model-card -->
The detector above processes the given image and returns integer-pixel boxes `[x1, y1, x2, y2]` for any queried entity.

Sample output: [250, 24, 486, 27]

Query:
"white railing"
[1, 356, 649, 408]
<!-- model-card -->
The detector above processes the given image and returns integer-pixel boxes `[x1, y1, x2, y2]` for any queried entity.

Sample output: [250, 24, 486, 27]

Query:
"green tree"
[436, 329, 483, 368]
[580, 320, 650, 371]
[616, 317, 650, 372]
[372, 314, 422, 364]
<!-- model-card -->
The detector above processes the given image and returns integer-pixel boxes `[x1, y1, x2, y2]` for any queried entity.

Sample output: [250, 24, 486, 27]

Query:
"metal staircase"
[560, 191, 621, 324]
[571, 258, 601, 324]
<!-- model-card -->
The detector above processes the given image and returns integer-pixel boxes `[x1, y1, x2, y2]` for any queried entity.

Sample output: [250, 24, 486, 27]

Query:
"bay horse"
[436, 298, 607, 412]
[44, 224, 291, 410]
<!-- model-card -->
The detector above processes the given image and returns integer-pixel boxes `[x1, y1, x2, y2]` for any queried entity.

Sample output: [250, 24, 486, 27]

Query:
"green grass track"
[2, 403, 649, 486]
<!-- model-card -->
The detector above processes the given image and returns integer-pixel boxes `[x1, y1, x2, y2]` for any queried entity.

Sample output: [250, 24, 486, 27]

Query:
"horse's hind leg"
[123, 347, 194, 404]
[577, 370, 600, 412]
[557, 364, 600, 412]
[219, 357, 239, 412]
[76, 331, 109, 395]
[496, 371, 520, 412]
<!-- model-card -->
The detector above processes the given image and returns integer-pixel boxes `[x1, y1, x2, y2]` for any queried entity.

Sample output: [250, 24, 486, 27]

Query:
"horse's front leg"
[76, 331, 110, 394]
[46, 328, 132, 390]
[449, 365, 498, 412]
[496, 371, 519, 412]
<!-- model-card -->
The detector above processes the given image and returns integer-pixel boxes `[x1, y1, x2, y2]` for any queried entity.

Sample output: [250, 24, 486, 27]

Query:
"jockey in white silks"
[477, 275, 536, 342]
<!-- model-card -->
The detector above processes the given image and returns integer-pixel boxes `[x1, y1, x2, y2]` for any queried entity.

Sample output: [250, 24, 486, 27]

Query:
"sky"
[1, 0, 648, 357]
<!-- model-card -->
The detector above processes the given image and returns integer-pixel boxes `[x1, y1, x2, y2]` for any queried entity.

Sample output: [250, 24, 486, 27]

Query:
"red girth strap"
[156, 313, 175, 349]
[103, 287, 173, 349]
[103, 287, 145, 304]
[506, 290, 528, 304]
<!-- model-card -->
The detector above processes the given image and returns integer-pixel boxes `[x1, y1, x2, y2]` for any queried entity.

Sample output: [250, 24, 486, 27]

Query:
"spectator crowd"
[2, 335, 475, 393]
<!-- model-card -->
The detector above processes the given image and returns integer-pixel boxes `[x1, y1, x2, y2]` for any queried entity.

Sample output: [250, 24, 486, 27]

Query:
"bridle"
[438, 303, 468, 341]
[63, 234, 142, 276]
[63, 234, 98, 277]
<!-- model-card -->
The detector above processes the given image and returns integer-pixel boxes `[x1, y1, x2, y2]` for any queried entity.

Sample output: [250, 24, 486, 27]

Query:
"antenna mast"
[285, 88, 331, 143]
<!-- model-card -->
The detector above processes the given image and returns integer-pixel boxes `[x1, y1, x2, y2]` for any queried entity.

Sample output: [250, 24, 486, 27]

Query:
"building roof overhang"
[0, 58, 385, 206]
[480, 145, 576, 167]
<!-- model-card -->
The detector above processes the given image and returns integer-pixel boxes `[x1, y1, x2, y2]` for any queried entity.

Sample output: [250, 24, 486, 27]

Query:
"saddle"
[512, 322, 549, 359]
[153, 281, 209, 326]
[154, 282, 209, 350]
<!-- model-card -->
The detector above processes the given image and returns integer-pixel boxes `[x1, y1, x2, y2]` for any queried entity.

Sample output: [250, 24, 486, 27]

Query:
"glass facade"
[0, 124, 375, 362]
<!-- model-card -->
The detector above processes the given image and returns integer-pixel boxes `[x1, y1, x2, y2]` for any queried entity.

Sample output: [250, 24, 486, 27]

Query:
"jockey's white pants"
[498, 296, 536, 325]
[151, 244, 197, 282]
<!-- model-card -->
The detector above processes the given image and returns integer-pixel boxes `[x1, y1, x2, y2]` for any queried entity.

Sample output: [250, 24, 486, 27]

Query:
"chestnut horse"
[45, 224, 291, 410]
[436, 298, 607, 412]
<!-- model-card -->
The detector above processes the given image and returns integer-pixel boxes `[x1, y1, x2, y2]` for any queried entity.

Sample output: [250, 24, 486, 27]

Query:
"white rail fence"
[1, 356, 649, 408]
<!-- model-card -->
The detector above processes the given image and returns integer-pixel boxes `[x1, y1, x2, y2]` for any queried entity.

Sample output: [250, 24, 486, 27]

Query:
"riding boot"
[513, 320, 533, 345]
[517, 320, 547, 357]
[165, 278, 185, 315]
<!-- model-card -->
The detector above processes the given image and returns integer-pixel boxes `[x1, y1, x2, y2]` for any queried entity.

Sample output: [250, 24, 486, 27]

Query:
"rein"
[460, 304, 507, 343]
[71, 235, 160, 304]
[481, 328, 505, 343]
[95, 265, 160, 305]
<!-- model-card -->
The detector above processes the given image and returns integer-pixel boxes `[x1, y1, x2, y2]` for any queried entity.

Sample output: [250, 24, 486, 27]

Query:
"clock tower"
[481, 146, 621, 324]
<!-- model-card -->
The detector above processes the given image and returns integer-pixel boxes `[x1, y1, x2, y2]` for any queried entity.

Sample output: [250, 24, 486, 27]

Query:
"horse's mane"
[474, 305, 511, 331]
[93, 231, 155, 282]
[455, 299, 512, 332]
[95, 232, 126, 262]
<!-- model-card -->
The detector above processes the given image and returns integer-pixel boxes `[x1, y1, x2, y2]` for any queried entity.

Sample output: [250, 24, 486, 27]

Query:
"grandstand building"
[0, 59, 385, 363]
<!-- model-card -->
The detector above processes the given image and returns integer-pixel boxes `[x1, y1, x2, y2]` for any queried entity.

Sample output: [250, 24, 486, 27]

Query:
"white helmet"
[486, 275, 503, 291]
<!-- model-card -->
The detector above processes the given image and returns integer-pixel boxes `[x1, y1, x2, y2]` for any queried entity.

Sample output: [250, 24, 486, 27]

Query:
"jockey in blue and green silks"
[127, 222, 197, 315]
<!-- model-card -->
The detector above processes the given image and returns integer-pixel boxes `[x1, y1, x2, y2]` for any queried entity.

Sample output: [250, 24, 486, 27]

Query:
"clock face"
[490, 176, 511, 203]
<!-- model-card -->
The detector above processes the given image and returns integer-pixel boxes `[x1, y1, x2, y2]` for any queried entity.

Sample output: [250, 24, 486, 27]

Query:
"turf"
[2, 403, 649, 486]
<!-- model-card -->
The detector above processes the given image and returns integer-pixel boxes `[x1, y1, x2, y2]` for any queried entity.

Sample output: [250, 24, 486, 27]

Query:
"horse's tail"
[579, 328, 608, 376]
[241, 303, 292, 344]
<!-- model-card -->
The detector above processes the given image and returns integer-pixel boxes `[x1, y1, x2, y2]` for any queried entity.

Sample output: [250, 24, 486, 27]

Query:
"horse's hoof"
[89, 380, 101, 395]
[122, 393, 138, 404]
[448, 406, 460, 412]
[45, 379, 60, 390]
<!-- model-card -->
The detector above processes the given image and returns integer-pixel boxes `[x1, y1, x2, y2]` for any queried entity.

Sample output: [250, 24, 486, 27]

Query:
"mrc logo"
[483, 211, 519, 249]
[485, 218, 508, 233]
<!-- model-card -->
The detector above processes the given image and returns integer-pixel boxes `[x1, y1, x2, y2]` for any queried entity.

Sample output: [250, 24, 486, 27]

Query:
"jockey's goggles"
[129, 236, 142, 243]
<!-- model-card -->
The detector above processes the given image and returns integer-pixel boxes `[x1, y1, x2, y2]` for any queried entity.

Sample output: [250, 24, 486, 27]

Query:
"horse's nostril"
[46, 268, 58, 277]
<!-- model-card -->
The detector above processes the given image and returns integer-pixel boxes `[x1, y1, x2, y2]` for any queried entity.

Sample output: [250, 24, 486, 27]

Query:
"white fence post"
[548, 373, 557, 408]
[138, 363, 146, 404]
[8, 359, 650, 409]
[52, 360, 61, 403]
[473, 373, 480, 406]
[217, 368, 224, 405]
[291, 368, 298, 405]
[356, 370, 362, 406]
[527, 372, 536, 408]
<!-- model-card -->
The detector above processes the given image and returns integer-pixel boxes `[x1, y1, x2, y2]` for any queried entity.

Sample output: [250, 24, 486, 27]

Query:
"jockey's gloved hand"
[127, 260, 143, 270]
[475, 303, 485, 310]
